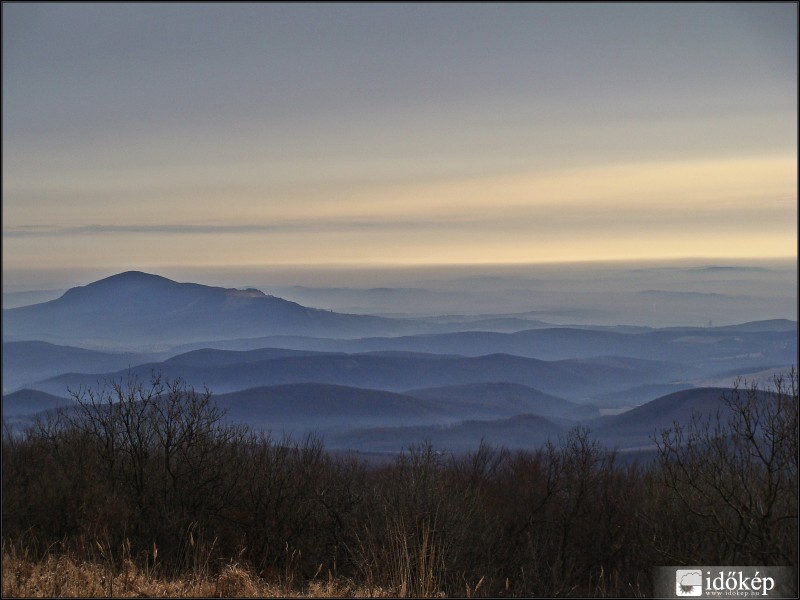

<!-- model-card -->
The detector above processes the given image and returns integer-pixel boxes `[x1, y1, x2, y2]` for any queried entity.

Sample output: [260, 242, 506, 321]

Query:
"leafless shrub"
[655, 369, 798, 567]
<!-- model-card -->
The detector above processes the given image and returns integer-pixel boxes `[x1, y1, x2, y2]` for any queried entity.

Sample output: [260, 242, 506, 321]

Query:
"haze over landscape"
[2, 3, 797, 598]
[2, 0, 797, 505]
[3, 3, 797, 449]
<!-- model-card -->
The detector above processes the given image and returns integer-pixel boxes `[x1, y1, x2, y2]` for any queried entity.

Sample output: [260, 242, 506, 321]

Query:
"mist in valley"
[7, 257, 795, 326]
[3, 259, 796, 456]
[168, 259, 799, 326]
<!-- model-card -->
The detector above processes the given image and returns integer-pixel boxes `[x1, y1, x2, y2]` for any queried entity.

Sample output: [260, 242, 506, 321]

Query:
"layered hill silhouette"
[2, 341, 156, 393]
[231, 324, 796, 369]
[1, 271, 413, 350]
[3, 270, 795, 456]
[590, 386, 783, 449]
[407, 382, 598, 420]
[329, 386, 779, 453]
[2, 388, 70, 416]
[2, 382, 788, 454]
[4, 270, 794, 373]
[27, 349, 690, 402]
[214, 383, 458, 433]
[159, 322, 797, 380]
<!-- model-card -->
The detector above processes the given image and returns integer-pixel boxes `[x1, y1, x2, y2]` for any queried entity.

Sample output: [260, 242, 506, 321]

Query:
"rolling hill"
[214, 383, 458, 433]
[408, 382, 598, 420]
[4, 381, 789, 455]
[2, 388, 71, 416]
[2, 341, 155, 393]
[163, 322, 797, 375]
[27, 351, 691, 402]
[589, 386, 780, 449]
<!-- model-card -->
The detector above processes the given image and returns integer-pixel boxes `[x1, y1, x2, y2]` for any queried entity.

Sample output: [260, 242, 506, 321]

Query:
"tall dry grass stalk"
[388, 518, 445, 598]
[361, 516, 446, 598]
[1, 543, 401, 598]
[181, 522, 218, 580]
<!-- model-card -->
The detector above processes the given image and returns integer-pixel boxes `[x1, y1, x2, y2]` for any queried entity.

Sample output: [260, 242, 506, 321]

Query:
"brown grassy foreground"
[2, 547, 398, 598]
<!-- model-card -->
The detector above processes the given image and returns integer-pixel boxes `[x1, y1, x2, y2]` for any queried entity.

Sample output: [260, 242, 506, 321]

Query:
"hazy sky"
[2, 3, 797, 283]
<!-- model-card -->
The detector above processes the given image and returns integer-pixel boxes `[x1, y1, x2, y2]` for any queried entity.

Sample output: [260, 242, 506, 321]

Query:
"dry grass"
[1, 550, 399, 598]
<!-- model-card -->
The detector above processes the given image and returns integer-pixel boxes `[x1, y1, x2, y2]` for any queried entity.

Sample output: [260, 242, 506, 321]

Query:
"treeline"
[2, 372, 797, 597]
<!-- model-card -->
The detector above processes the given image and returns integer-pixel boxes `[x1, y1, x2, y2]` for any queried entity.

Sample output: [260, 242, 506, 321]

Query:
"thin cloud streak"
[4, 219, 496, 238]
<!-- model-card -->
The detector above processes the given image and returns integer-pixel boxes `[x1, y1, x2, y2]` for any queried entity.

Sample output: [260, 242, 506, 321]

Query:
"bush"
[655, 370, 798, 567]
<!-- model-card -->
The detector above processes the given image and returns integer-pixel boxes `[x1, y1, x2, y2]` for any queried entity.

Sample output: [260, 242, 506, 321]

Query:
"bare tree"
[655, 369, 798, 566]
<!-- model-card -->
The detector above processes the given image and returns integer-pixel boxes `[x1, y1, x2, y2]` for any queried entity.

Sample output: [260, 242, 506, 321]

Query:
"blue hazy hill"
[2, 271, 414, 350]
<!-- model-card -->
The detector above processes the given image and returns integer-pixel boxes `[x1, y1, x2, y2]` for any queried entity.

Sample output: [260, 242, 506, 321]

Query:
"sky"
[2, 3, 797, 290]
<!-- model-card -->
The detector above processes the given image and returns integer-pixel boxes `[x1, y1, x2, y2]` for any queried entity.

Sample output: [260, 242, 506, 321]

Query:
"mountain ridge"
[2, 271, 416, 350]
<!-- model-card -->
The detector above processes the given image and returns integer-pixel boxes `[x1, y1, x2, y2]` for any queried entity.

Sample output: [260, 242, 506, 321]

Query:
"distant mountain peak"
[3, 270, 405, 350]
[56, 271, 182, 303]
[100, 270, 173, 283]
[114, 270, 163, 278]
[65, 271, 176, 292]
[80, 272, 272, 301]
